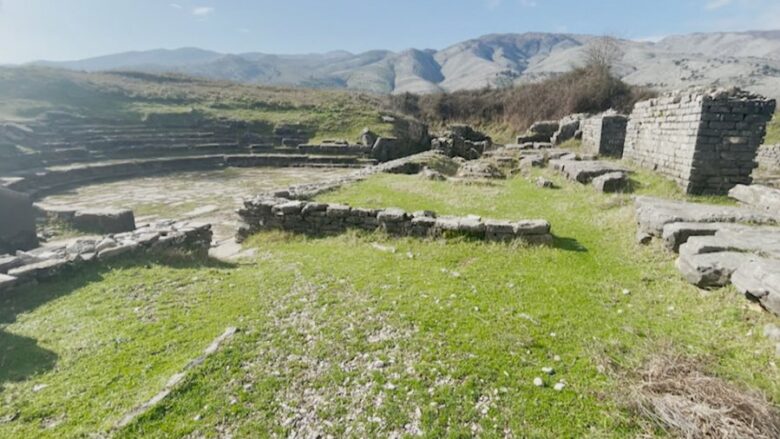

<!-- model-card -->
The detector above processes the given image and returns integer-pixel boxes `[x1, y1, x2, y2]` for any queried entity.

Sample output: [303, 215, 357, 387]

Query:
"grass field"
[2, 166, 778, 437]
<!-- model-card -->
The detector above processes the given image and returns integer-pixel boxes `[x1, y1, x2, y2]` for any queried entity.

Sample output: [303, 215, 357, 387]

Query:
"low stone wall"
[624, 88, 776, 195]
[581, 112, 628, 157]
[43, 206, 137, 234]
[757, 144, 780, 170]
[4, 154, 373, 198]
[237, 197, 553, 245]
[0, 221, 213, 294]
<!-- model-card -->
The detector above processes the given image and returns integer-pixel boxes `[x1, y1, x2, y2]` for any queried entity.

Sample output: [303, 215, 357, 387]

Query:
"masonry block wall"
[624, 89, 776, 195]
[581, 112, 628, 157]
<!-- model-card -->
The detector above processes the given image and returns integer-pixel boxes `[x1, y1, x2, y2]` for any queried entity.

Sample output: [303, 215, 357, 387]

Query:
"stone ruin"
[237, 198, 553, 246]
[581, 111, 628, 158]
[431, 124, 492, 160]
[624, 88, 776, 195]
[0, 187, 38, 253]
[757, 144, 780, 172]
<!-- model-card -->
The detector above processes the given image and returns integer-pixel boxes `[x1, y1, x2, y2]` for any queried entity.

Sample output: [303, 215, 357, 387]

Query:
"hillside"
[0, 66, 395, 142]
[32, 31, 780, 98]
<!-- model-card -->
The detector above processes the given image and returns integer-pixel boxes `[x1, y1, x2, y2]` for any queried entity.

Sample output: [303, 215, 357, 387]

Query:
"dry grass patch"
[611, 346, 780, 438]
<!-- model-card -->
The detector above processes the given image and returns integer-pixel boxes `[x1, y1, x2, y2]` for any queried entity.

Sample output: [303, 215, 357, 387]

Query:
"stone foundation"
[624, 88, 776, 195]
[237, 198, 553, 245]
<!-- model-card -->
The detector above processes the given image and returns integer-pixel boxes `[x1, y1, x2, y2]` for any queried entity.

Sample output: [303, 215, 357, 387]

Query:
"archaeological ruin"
[624, 88, 776, 195]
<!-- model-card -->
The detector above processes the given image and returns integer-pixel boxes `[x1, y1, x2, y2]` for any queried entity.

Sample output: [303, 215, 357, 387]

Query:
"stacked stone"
[0, 221, 212, 294]
[581, 111, 628, 158]
[624, 88, 776, 195]
[237, 198, 553, 245]
[0, 187, 38, 254]
[757, 144, 780, 170]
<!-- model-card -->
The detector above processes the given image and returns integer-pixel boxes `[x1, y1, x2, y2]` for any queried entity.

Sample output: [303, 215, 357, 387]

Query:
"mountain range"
[31, 31, 780, 98]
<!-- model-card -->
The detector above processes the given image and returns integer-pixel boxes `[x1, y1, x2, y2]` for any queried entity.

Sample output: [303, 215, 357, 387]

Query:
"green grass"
[1, 169, 778, 437]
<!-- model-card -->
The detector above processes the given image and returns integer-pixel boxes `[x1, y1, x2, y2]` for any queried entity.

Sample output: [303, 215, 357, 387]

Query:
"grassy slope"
[0, 67, 394, 142]
[1, 167, 778, 437]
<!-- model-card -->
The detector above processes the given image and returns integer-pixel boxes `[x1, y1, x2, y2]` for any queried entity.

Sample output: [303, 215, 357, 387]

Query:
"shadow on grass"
[0, 253, 236, 387]
[553, 235, 588, 252]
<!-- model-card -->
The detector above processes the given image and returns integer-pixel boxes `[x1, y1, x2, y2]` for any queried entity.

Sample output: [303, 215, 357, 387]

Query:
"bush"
[388, 65, 655, 134]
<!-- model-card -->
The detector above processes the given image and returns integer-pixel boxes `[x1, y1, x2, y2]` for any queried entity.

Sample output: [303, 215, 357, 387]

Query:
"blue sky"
[0, 0, 778, 63]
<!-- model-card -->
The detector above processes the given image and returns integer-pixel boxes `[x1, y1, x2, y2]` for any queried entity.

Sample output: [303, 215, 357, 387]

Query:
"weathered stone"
[458, 216, 485, 236]
[535, 177, 555, 189]
[0, 255, 23, 274]
[0, 187, 38, 253]
[728, 184, 780, 218]
[9, 258, 69, 281]
[273, 201, 305, 215]
[592, 172, 629, 193]
[0, 274, 17, 292]
[732, 258, 780, 316]
[550, 160, 629, 184]
[421, 167, 446, 181]
[513, 220, 551, 236]
[325, 204, 351, 218]
[635, 196, 778, 237]
[377, 208, 407, 223]
[581, 112, 628, 157]
[301, 202, 328, 215]
[676, 251, 754, 288]
[73, 208, 136, 233]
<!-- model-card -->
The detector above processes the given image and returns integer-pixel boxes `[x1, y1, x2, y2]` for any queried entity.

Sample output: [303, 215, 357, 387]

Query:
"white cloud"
[192, 6, 215, 17]
[169, 3, 183, 9]
[706, 0, 733, 10]
[519, 0, 538, 7]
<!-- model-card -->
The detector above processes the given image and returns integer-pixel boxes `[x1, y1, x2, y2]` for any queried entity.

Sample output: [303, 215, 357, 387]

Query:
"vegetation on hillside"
[388, 64, 656, 142]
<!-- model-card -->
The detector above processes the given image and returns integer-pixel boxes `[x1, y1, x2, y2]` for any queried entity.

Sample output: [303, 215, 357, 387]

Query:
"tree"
[584, 36, 623, 72]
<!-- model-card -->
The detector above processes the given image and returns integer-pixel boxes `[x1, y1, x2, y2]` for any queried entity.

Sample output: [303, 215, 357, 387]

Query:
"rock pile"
[0, 221, 213, 294]
[43, 206, 136, 234]
[237, 198, 553, 245]
[517, 121, 559, 144]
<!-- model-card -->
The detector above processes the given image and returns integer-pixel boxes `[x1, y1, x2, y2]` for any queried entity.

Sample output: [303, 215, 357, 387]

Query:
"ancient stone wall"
[581, 112, 628, 157]
[0, 187, 38, 253]
[237, 198, 553, 245]
[757, 144, 780, 170]
[624, 89, 776, 195]
[0, 222, 212, 294]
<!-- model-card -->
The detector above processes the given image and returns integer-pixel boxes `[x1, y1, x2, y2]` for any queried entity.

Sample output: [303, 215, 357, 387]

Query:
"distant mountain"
[30, 31, 780, 98]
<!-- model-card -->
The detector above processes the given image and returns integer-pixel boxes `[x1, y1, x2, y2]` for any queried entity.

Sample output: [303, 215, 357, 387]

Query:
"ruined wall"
[581, 113, 628, 157]
[0, 187, 38, 253]
[624, 89, 776, 195]
[237, 198, 553, 245]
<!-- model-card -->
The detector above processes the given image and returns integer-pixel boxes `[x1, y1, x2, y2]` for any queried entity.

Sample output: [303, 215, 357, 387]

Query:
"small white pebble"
[550, 332, 557, 338]
[533, 377, 544, 387]
[622, 289, 631, 296]
[542, 367, 554, 375]
[553, 355, 561, 362]
[554, 382, 566, 391]
[193, 414, 202, 421]
[384, 383, 397, 390]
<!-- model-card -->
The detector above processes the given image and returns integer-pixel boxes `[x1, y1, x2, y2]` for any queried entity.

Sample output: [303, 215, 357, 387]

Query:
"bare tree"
[584, 36, 623, 71]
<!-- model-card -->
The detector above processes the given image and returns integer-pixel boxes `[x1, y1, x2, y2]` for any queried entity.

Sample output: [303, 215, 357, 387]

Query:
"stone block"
[73, 208, 136, 234]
